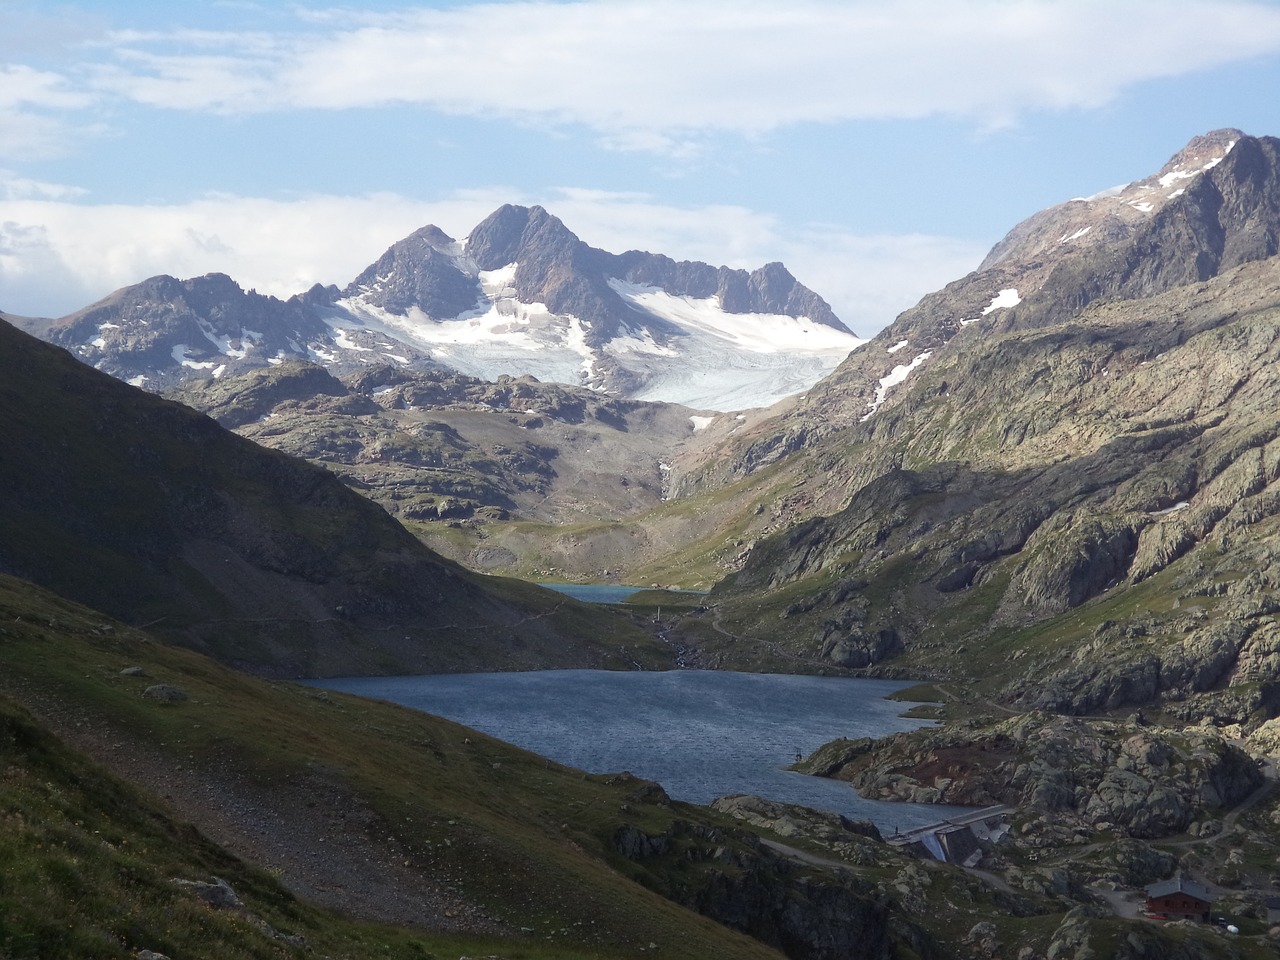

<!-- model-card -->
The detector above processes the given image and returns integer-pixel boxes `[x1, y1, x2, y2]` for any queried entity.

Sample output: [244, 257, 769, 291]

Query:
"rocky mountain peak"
[739, 129, 1280, 453]
[341, 223, 477, 318]
[465, 203, 577, 271]
[1153, 127, 1244, 183]
[979, 129, 1248, 273]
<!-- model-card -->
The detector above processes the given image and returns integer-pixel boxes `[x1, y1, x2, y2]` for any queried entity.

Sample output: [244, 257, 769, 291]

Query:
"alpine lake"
[308, 585, 967, 832]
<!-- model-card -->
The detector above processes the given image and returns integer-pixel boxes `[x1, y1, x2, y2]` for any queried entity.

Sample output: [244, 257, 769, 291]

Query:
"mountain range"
[16, 204, 862, 412]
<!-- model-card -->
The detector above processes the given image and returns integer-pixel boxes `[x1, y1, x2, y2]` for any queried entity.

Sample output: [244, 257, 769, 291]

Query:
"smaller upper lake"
[538, 583, 646, 604]
[310, 670, 969, 832]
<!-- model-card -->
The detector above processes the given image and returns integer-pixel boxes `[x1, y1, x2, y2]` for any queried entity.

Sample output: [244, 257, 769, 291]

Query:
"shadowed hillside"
[0, 316, 664, 677]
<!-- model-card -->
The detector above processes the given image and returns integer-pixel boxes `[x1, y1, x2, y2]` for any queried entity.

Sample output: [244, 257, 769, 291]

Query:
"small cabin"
[1144, 877, 1212, 922]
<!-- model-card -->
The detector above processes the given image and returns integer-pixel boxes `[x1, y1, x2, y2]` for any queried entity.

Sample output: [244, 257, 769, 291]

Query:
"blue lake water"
[537, 584, 708, 604]
[538, 583, 644, 603]
[309, 670, 969, 832]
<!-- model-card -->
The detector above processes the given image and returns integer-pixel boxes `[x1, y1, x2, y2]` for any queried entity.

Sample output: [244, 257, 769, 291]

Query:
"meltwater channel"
[309, 669, 971, 832]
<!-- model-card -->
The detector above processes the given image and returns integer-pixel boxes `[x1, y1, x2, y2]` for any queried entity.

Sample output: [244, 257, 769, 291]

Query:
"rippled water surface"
[311, 670, 970, 831]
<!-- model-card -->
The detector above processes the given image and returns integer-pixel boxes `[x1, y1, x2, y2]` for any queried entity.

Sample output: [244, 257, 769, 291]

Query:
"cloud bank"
[8, 0, 1280, 157]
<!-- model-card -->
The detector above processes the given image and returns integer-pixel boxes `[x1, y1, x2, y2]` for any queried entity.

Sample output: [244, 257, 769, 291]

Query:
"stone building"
[1143, 877, 1212, 922]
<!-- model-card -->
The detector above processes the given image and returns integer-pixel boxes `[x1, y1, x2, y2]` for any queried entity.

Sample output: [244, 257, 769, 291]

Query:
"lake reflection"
[309, 670, 970, 831]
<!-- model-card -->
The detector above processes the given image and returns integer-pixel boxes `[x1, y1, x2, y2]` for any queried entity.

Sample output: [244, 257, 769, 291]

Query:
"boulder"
[142, 684, 187, 702]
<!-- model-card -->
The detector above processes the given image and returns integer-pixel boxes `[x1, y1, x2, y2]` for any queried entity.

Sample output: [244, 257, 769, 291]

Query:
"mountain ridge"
[22, 204, 861, 411]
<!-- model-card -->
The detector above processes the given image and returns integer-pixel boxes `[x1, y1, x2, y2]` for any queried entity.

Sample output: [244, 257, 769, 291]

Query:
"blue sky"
[5, 0, 1280, 335]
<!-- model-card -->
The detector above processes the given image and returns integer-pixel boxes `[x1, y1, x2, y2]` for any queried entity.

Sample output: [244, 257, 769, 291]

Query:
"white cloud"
[0, 187, 981, 335]
[65, 0, 1280, 150]
[0, 64, 100, 158]
[0, 171, 88, 201]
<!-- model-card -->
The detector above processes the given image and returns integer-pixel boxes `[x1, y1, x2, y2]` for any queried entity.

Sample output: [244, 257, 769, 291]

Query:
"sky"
[4, 1, 1280, 337]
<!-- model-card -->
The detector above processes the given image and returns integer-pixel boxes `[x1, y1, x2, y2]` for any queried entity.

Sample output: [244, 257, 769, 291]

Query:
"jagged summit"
[37, 204, 862, 411]
[980, 127, 1245, 271]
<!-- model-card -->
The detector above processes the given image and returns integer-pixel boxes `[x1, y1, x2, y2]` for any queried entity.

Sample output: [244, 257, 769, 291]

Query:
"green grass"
[886, 684, 944, 703]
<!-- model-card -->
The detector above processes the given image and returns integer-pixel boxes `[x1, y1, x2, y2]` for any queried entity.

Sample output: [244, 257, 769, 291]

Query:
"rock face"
[24, 204, 857, 409]
[142, 684, 187, 702]
[611, 818, 937, 960]
[797, 714, 1263, 840]
[710, 795, 881, 843]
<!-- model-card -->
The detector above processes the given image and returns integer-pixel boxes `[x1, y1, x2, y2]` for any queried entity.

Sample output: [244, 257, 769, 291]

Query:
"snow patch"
[478, 263, 518, 298]
[196, 321, 261, 360]
[1167, 188, 1185, 199]
[1130, 201, 1155, 213]
[982, 289, 1021, 315]
[332, 327, 372, 352]
[336, 296, 597, 389]
[171, 344, 219, 371]
[327, 276, 866, 411]
[1073, 184, 1128, 202]
[98, 321, 120, 331]
[308, 343, 338, 363]
[609, 280, 862, 353]
[127, 374, 148, 387]
[567, 316, 594, 379]
[1158, 169, 1197, 189]
[1150, 501, 1190, 517]
[690, 415, 715, 431]
[1157, 141, 1234, 189]
[1058, 227, 1091, 243]
[90, 336, 106, 348]
[887, 339, 909, 354]
[606, 326, 679, 358]
[861, 350, 933, 422]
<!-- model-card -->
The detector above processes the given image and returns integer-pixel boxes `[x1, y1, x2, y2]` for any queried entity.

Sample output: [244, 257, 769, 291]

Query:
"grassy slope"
[0, 573, 782, 960]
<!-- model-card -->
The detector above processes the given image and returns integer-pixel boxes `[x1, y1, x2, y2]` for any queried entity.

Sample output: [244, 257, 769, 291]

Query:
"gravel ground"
[7, 683, 502, 934]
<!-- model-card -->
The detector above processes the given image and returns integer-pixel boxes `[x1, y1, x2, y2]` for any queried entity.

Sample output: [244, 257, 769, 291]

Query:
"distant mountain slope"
[26, 205, 863, 411]
[758, 128, 1273, 440]
[167, 360, 706, 531]
[0, 315, 664, 676]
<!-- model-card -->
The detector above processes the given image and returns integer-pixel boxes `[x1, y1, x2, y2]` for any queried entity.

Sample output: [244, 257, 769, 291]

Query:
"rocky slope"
[796, 713, 1263, 839]
[0, 316, 663, 677]
[667, 132, 1280, 719]
[19, 205, 862, 410]
[765, 128, 1269, 439]
[167, 360, 707, 529]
